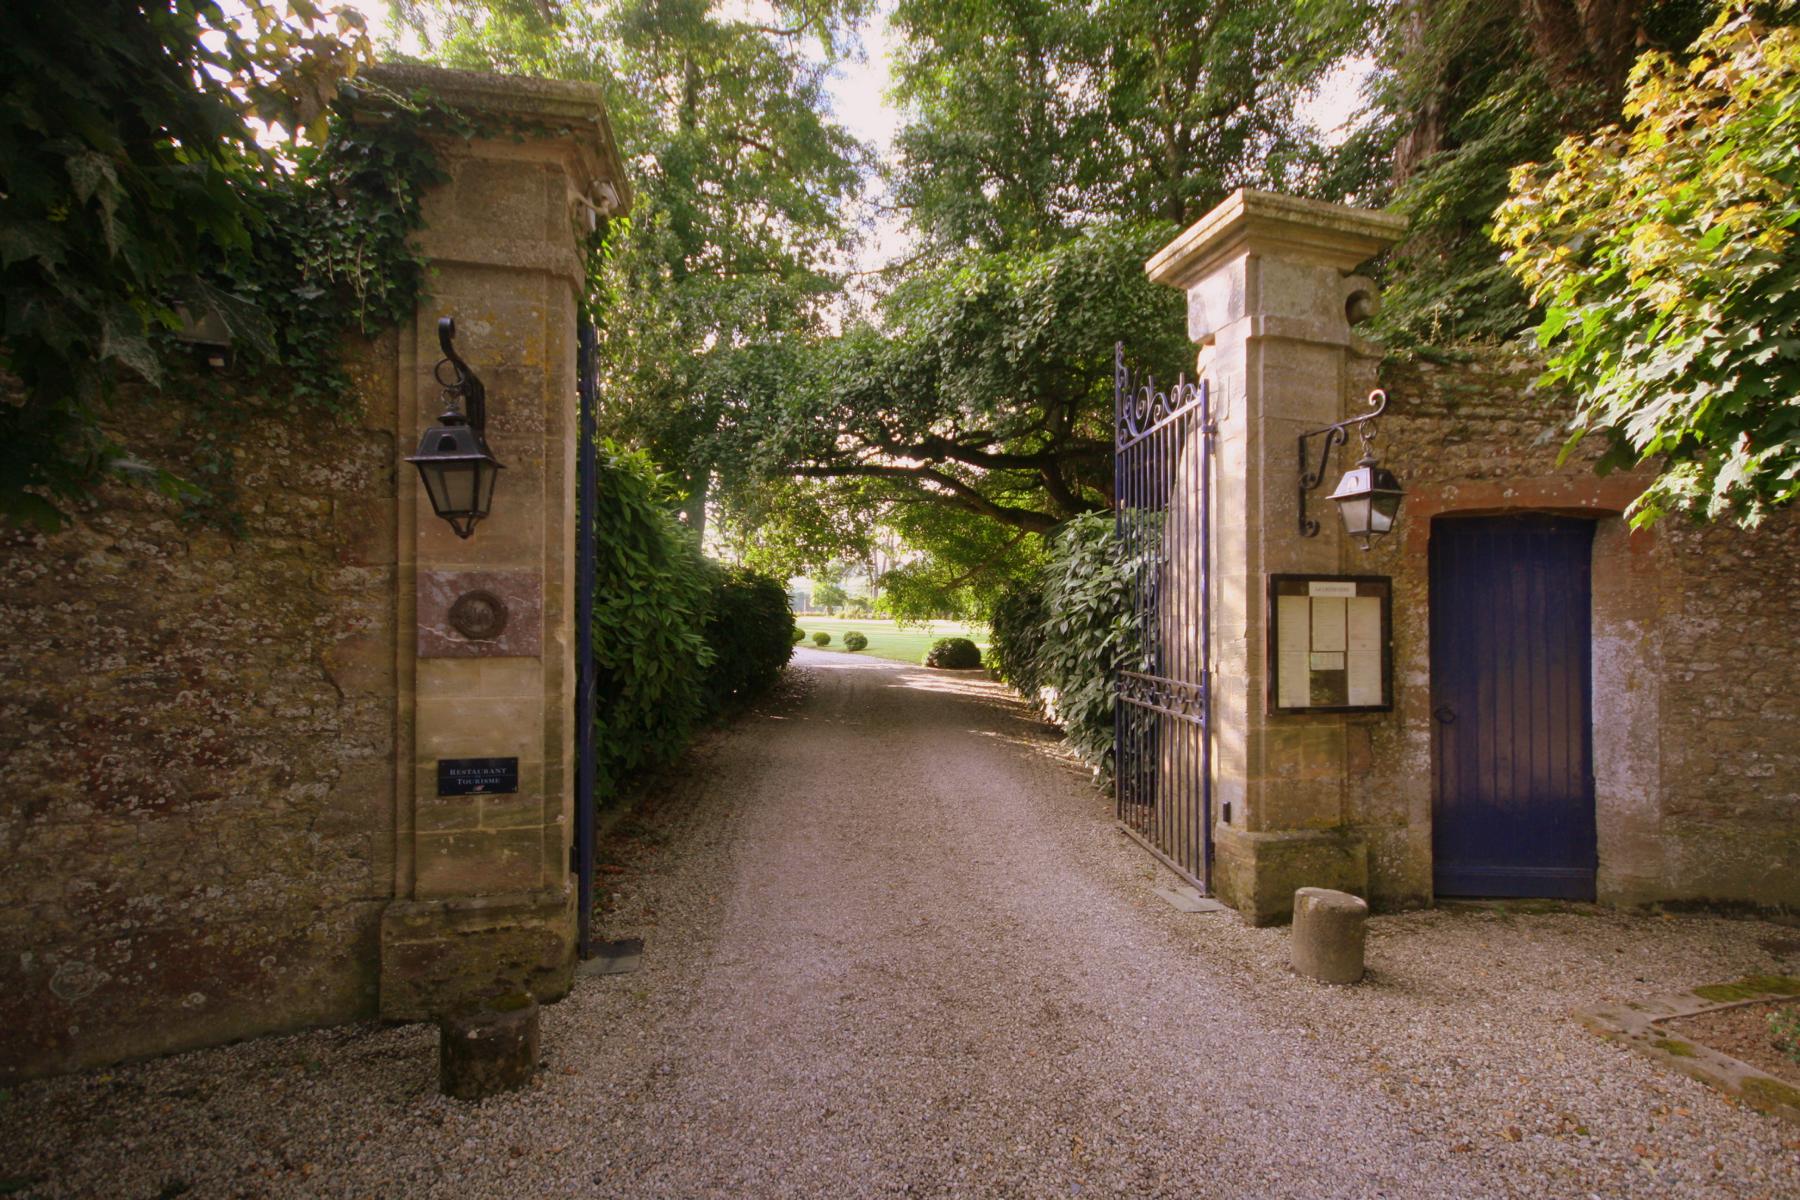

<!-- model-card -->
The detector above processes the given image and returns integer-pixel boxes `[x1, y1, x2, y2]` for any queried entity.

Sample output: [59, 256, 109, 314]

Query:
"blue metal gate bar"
[574, 320, 599, 957]
[1113, 344, 1214, 893]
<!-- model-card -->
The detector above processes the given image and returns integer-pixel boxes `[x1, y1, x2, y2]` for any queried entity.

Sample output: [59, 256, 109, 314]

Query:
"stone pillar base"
[379, 885, 575, 1020]
[1214, 826, 1369, 926]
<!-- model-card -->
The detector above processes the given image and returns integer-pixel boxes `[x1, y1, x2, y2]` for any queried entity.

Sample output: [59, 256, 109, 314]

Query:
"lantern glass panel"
[438, 462, 479, 516]
[1372, 493, 1402, 534]
[476, 460, 500, 515]
[418, 462, 452, 515]
[1336, 495, 1373, 539]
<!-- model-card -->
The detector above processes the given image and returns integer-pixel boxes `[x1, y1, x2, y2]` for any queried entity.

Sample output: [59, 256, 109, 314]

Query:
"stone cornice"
[1146, 190, 1407, 289]
[357, 62, 633, 216]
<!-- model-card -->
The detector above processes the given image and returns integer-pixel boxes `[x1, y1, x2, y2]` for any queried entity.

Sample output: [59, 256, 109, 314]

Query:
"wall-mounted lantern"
[173, 304, 234, 371]
[406, 317, 503, 539]
[1298, 389, 1404, 550]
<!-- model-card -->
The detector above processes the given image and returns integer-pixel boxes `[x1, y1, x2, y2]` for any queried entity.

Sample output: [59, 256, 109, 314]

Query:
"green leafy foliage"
[790, 626, 807, 645]
[1494, 10, 1800, 526]
[1031, 514, 1138, 771]
[812, 631, 832, 647]
[843, 631, 868, 651]
[986, 513, 1138, 774]
[778, 221, 1188, 542]
[701, 566, 795, 711]
[923, 637, 982, 669]
[0, 1, 375, 528]
[401, 0, 868, 537]
[1365, 0, 1713, 347]
[589, 442, 716, 795]
[985, 581, 1049, 700]
[890, 0, 1373, 244]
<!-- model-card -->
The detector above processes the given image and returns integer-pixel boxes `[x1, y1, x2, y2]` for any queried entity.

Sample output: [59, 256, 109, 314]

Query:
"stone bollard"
[1290, 887, 1368, 984]
[439, 992, 540, 1100]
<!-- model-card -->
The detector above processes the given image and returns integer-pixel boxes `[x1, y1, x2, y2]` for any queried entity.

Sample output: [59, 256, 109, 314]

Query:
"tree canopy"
[1495, 8, 1800, 527]
[396, 0, 869, 536]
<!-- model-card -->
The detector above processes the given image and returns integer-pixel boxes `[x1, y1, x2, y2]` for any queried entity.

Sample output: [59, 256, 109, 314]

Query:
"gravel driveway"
[5, 649, 1798, 1198]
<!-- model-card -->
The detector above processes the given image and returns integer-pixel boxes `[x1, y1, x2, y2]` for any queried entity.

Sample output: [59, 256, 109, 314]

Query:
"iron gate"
[1113, 344, 1215, 892]
[574, 319, 599, 957]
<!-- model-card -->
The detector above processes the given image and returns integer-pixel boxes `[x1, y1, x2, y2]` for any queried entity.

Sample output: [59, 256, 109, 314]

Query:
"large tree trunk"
[1522, 0, 1644, 111]
[1392, 0, 1647, 187]
[1391, 0, 1448, 186]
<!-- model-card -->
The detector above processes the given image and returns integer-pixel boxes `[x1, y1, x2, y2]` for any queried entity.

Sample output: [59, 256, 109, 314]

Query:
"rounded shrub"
[812, 631, 832, 647]
[843, 631, 868, 652]
[790, 626, 806, 644]
[702, 566, 796, 713]
[924, 636, 982, 669]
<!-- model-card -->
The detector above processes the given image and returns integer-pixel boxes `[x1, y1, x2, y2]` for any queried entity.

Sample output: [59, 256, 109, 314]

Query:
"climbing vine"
[164, 80, 468, 526]
[0, 4, 590, 531]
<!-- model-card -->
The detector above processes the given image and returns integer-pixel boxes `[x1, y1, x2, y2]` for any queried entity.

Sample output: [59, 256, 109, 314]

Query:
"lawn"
[791, 616, 989, 666]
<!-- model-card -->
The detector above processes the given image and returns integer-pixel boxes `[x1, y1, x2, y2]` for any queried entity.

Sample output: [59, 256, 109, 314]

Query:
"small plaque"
[437, 757, 519, 796]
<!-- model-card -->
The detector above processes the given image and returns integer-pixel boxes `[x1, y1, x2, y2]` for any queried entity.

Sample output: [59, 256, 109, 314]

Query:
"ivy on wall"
[0, 4, 586, 532]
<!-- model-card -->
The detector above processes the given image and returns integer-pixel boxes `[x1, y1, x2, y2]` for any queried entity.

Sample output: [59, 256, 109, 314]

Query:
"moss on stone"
[1651, 1038, 1697, 1057]
[1691, 975, 1800, 1003]
[1738, 1075, 1800, 1113]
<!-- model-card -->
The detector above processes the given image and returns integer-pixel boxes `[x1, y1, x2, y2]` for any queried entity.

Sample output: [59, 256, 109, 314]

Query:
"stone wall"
[1345, 352, 1800, 911]
[0, 63, 630, 1081]
[1150, 190, 1799, 923]
[0, 335, 402, 1079]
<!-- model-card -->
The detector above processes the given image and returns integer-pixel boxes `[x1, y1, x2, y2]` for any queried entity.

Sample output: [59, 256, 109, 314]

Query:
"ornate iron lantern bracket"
[405, 317, 505, 539]
[1297, 389, 1397, 541]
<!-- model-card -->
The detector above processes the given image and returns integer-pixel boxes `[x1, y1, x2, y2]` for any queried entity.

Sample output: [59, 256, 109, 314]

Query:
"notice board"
[1266, 575, 1393, 714]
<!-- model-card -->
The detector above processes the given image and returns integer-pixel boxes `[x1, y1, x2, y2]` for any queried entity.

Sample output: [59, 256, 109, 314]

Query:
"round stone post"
[1289, 887, 1368, 983]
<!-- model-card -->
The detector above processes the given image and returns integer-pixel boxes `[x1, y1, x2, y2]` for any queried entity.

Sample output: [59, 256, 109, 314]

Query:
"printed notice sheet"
[1269, 577, 1390, 710]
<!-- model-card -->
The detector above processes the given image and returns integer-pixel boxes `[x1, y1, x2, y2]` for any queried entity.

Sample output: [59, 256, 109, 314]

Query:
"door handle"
[1433, 704, 1457, 725]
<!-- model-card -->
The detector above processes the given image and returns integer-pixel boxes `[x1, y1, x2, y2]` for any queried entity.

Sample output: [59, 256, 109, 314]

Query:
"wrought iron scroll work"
[435, 316, 489, 430]
[1297, 388, 1388, 537]
[1115, 342, 1206, 450]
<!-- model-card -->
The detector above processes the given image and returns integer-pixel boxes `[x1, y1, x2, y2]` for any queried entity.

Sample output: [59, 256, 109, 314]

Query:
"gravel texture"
[5, 648, 1799, 1198]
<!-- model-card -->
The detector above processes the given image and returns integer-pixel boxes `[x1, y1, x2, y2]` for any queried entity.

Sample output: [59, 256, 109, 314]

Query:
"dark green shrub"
[924, 637, 982, 669]
[984, 512, 1136, 776]
[790, 626, 806, 644]
[843, 631, 868, 651]
[986, 581, 1047, 697]
[590, 443, 715, 797]
[702, 567, 794, 712]
[1034, 513, 1137, 771]
[812, 631, 832, 646]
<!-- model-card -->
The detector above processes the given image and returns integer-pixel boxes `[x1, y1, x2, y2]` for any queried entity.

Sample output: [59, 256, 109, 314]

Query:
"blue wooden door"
[1430, 515, 1597, 899]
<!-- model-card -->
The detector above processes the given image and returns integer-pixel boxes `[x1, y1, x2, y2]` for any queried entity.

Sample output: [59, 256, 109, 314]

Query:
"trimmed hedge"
[589, 441, 789, 800]
[843, 631, 868, 651]
[924, 636, 982, 669]
[812, 631, 832, 646]
[790, 626, 806, 644]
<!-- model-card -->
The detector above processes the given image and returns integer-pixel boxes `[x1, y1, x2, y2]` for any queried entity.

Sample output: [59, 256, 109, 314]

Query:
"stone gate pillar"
[355, 66, 630, 1017]
[1146, 191, 1405, 925]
